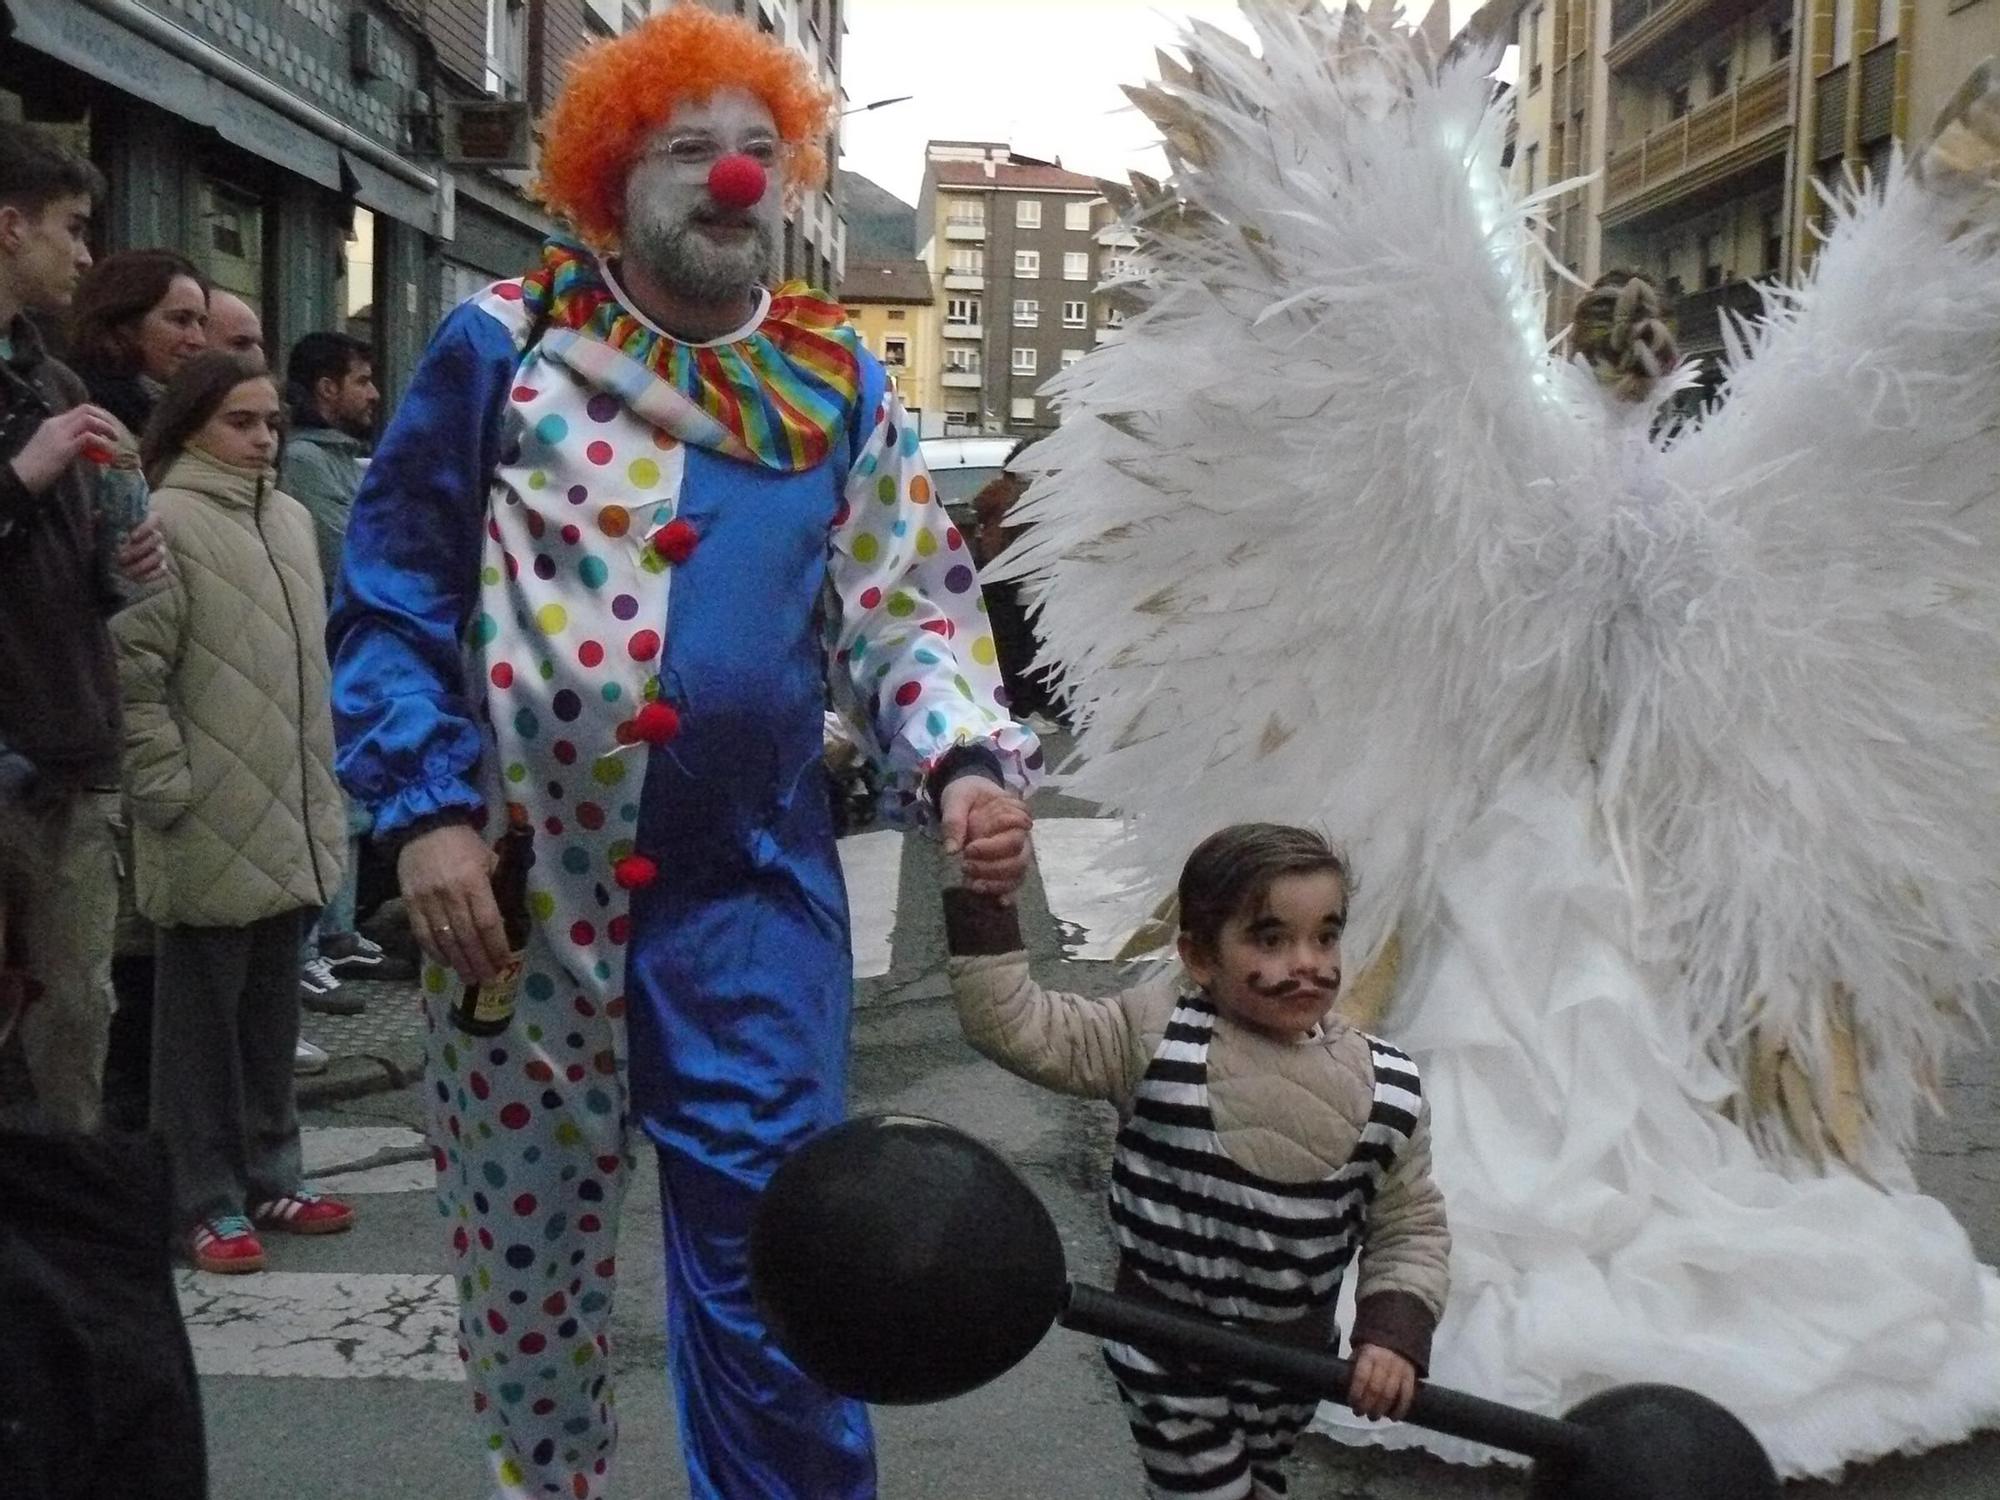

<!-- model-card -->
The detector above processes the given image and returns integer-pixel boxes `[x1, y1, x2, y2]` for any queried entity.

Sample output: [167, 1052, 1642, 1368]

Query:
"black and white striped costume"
[1104, 995, 1423, 1500]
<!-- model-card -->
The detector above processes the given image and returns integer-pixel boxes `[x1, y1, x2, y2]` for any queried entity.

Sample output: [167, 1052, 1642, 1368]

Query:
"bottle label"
[467, 954, 525, 1027]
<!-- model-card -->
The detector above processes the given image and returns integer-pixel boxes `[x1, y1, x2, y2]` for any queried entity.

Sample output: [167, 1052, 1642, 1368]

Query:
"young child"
[944, 822, 1449, 1500]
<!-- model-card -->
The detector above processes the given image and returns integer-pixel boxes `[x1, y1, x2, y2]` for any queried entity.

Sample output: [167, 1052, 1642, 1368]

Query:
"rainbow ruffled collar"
[516, 236, 864, 473]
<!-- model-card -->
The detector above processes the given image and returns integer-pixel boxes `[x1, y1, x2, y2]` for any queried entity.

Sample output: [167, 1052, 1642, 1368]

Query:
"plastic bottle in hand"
[451, 824, 534, 1037]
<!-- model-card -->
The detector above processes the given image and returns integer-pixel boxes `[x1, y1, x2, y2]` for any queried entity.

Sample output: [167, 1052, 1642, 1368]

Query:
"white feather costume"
[1002, 1, 2000, 1478]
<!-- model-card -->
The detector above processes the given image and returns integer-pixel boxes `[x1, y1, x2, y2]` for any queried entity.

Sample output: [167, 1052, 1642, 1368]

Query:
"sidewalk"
[297, 975, 428, 1107]
[297, 902, 428, 1108]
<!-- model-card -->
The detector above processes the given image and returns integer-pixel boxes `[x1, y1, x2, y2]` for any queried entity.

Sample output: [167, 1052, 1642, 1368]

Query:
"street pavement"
[194, 772, 2000, 1499]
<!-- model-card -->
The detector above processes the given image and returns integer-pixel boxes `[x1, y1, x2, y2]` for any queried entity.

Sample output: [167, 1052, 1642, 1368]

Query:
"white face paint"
[622, 87, 785, 308]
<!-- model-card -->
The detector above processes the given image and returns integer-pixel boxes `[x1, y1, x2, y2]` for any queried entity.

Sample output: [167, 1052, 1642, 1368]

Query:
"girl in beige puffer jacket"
[111, 352, 355, 1275]
[945, 822, 1449, 1500]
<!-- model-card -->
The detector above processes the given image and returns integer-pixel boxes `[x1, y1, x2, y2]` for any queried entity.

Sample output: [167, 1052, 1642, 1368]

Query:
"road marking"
[839, 828, 903, 978]
[303, 1125, 435, 1194]
[1033, 817, 1144, 960]
[177, 1271, 461, 1381]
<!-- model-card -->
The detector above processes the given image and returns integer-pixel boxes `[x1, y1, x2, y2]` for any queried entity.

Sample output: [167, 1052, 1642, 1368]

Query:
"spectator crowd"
[0, 123, 397, 1277]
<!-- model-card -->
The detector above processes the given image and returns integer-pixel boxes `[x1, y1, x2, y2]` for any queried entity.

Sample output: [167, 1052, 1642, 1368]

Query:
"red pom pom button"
[707, 154, 768, 211]
[613, 854, 659, 891]
[649, 518, 699, 565]
[632, 701, 680, 745]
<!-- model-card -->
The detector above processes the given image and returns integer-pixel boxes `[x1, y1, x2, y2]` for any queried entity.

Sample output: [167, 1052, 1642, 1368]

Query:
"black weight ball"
[750, 1115, 1069, 1405]
[1527, 1383, 1780, 1500]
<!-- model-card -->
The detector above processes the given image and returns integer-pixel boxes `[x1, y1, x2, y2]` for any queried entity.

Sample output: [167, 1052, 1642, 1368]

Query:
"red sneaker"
[189, 1215, 266, 1274]
[250, 1190, 356, 1236]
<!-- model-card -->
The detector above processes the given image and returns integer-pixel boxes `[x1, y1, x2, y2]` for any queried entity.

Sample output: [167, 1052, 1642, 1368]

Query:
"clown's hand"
[940, 778, 1032, 902]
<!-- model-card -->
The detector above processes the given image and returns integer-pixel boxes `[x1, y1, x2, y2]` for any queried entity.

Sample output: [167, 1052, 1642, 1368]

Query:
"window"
[1523, 142, 1539, 191]
[485, 0, 527, 99]
[946, 197, 985, 228]
[1107, 254, 1132, 279]
[1063, 251, 1090, 280]
[1770, 18, 1793, 61]
[945, 409, 975, 430]
[1700, 232, 1723, 289]
[1666, 82, 1690, 121]
[948, 247, 984, 277]
[887, 308, 906, 321]
[1103, 307, 1126, 329]
[1065, 200, 1092, 231]
[1707, 57, 1730, 99]
[1013, 298, 1040, 327]
[1061, 348, 1085, 369]
[1011, 347, 1038, 374]
[945, 297, 979, 326]
[945, 346, 980, 373]
[1550, 121, 1566, 179]
[1762, 210, 1783, 273]
[882, 336, 908, 367]
[1526, 5, 1542, 91]
[1014, 249, 1041, 278]
[1015, 198, 1041, 228]
[1062, 300, 1088, 328]
[1011, 397, 1038, 421]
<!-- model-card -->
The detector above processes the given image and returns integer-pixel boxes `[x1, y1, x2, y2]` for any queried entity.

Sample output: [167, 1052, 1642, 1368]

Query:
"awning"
[4, 0, 435, 231]
[208, 78, 342, 193]
[341, 150, 437, 238]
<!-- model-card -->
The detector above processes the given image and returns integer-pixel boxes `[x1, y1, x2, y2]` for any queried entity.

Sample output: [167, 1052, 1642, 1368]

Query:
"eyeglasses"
[641, 135, 786, 170]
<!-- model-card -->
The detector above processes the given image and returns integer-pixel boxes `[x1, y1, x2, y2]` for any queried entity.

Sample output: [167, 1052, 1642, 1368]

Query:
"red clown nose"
[708, 154, 768, 211]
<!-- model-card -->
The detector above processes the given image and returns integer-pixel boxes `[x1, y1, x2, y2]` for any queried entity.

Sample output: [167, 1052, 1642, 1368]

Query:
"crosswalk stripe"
[837, 828, 903, 978]
[178, 1271, 461, 1381]
[305, 1125, 434, 1194]
[836, 818, 1140, 974]
[1032, 817, 1143, 960]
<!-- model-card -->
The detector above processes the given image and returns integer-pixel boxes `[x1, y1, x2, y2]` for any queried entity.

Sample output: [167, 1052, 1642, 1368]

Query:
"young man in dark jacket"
[0, 125, 165, 1131]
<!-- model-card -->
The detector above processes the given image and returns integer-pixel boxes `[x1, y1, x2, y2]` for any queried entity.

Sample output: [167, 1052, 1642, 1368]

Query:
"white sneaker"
[299, 957, 342, 996]
[294, 1038, 330, 1076]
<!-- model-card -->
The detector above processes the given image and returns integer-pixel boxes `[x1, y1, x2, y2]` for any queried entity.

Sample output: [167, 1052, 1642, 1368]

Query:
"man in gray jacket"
[281, 331, 381, 1009]
[281, 331, 375, 587]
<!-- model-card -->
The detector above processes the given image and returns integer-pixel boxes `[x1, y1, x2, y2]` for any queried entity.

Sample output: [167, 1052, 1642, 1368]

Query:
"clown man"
[328, 11, 1041, 1496]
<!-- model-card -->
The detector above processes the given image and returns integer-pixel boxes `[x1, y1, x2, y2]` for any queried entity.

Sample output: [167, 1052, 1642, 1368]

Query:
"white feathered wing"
[1605, 113, 2000, 1176]
[1000, 0, 1613, 976]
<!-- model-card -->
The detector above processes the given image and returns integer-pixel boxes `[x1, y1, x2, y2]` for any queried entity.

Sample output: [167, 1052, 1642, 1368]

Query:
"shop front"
[0, 0, 442, 400]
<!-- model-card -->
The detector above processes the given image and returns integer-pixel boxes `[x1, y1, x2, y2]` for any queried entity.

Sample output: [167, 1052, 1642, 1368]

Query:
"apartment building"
[916, 141, 1103, 437]
[1491, 0, 1999, 379]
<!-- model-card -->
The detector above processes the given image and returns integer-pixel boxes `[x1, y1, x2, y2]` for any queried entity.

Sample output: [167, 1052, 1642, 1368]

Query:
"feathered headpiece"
[535, 6, 837, 246]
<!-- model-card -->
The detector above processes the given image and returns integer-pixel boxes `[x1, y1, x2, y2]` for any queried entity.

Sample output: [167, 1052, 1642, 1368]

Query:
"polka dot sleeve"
[828, 393, 1043, 821]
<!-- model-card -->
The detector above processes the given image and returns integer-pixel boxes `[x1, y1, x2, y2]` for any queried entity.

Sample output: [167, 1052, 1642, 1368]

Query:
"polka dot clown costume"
[327, 12, 1039, 1498]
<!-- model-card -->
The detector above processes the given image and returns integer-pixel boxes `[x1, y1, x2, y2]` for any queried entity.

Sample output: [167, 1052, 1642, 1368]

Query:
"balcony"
[945, 218, 987, 241]
[943, 322, 984, 340]
[943, 272, 985, 291]
[942, 369, 983, 389]
[1671, 278, 1764, 358]
[1608, 0, 1767, 70]
[1603, 63, 1791, 226]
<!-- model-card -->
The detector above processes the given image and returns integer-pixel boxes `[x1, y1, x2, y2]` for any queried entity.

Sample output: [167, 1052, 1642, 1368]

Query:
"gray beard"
[624, 209, 776, 306]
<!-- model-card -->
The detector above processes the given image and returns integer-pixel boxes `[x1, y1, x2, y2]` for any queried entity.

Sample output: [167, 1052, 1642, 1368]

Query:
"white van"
[918, 436, 1018, 531]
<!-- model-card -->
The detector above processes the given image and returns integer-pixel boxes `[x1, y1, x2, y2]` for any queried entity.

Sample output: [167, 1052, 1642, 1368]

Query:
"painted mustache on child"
[1245, 971, 1341, 1000]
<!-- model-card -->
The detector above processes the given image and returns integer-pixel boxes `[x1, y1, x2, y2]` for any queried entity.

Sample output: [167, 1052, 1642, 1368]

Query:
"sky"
[838, 0, 1496, 206]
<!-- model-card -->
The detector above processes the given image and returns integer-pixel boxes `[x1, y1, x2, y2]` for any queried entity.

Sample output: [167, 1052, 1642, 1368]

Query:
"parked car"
[919, 435, 1017, 534]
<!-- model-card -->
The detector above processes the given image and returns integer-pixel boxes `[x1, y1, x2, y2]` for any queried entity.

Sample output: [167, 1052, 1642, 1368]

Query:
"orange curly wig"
[535, 6, 837, 246]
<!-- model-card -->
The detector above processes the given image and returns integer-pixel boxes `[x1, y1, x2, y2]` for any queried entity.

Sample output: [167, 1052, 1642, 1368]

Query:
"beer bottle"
[451, 824, 534, 1037]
